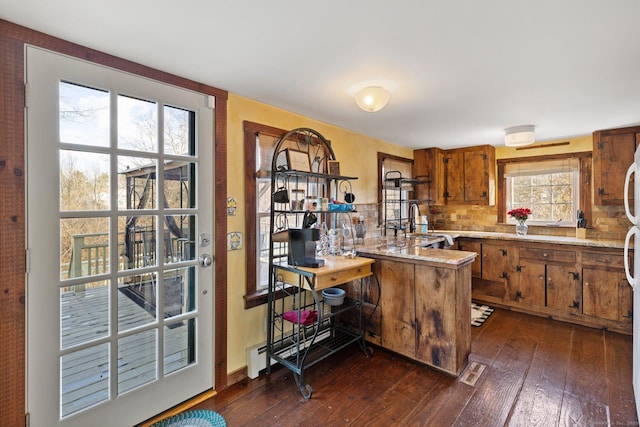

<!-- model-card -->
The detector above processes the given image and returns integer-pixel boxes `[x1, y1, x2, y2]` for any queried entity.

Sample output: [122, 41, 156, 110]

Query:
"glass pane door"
[26, 47, 214, 427]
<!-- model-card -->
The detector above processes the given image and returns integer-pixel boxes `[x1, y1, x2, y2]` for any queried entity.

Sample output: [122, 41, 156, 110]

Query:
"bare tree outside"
[59, 82, 192, 278]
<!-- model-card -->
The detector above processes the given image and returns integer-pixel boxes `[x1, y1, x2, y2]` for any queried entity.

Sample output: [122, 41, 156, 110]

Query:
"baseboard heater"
[246, 329, 331, 379]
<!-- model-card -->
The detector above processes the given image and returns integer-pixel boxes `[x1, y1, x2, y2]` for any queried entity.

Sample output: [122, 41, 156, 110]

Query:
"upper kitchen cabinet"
[413, 147, 445, 205]
[414, 145, 495, 206]
[444, 145, 495, 205]
[593, 125, 640, 205]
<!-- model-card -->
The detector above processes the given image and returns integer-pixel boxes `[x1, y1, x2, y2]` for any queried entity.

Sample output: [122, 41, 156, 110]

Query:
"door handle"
[199, 254, 213, 268]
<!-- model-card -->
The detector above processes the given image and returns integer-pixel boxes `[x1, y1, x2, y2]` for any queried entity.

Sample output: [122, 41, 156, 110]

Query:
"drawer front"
[315, 264, 372, 290]
[519, 247, 576, 263]
[582, 251, 625, 268]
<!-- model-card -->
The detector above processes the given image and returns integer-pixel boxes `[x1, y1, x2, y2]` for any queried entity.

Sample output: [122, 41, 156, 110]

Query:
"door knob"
[199, 254, 213, 267]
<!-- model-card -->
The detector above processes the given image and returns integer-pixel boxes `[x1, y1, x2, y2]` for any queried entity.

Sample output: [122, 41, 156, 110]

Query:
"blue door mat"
[151, 410, 226, 427]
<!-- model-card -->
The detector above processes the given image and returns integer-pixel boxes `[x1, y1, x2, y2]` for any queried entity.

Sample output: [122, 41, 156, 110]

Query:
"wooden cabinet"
[444, 146, 496, 205]
[413, 145, 495, 206]
[593, 125, 640, 205]
[414, 263, 471, 375]
[582, 250, 633, 323]
[375, 256, 472, 376]
[516, 247, 579, 314]
[514, 259, 546, 308]
[457, 238, 481, 278]
[467, 238, 631, 334]
[465, 240, 514, 303]
[413, 147, 445, 206]
[378, 259, 416, 359]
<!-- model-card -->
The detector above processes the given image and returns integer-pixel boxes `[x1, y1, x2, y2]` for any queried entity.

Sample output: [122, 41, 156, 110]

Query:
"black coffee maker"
[288, 212, 324, 268]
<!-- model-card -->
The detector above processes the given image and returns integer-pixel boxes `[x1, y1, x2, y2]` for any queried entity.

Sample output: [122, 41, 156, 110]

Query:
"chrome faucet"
[408, 203, 421, 233]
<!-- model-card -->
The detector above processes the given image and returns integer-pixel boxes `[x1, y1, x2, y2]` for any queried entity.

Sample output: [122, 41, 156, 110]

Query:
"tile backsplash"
[355, 202, 629, 241]
[429, 204, 629, 240]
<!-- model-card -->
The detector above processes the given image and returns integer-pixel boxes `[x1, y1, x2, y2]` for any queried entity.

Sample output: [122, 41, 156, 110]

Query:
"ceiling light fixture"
[504, 125, 536, 147]
[354, 86, 391, 112]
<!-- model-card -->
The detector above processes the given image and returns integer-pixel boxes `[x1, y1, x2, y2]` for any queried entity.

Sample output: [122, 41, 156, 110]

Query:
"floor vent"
[459, 361, 487, 387]
[246, 329, 331, 379]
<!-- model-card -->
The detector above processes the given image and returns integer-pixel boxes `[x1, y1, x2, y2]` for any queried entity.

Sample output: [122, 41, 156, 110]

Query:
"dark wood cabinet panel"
[413, 147, 445, 206]
[515, 259, 546, 308]
[413, 145, 495, 206]
[374, 255, 472, 376]
[378, 259, 416, 358]
[583, 268, 633, 323]
[481, 242, 513, 282]
[458, 239, 481, 278]
[463, 149, 494, 203]
[468, 237, 632, 334]
[415, 264, 468, 373]
[444, 151, 465, 203]
[593, 126, 640, 206]
[546, 264, 580, 313]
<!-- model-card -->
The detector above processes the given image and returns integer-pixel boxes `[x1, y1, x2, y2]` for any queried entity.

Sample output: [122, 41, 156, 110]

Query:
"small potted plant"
[507, 207, 532, 236]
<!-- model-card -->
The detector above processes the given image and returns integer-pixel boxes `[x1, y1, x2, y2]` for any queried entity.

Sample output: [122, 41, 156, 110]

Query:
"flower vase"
[515, 220, 528, 236]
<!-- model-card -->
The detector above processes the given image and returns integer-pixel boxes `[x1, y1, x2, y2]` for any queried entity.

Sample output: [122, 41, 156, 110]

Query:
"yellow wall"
[225, 93, 412, 373]
[496, 134, 592, 159]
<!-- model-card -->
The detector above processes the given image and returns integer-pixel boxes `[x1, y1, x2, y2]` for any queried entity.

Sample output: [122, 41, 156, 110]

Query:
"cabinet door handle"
[543, 253, 548, 257]
[330, 276, 338, 282]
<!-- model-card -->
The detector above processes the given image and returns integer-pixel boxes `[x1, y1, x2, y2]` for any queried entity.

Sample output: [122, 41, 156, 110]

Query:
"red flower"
[507, 207, 532, 221]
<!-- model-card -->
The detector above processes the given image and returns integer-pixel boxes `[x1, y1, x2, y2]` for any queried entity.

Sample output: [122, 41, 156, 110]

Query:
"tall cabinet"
[265, 128, 376, 399]
[593, 125, 640, 205]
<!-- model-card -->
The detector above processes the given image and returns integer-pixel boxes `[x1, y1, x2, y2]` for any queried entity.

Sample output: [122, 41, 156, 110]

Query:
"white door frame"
[25, 46, 215, 427]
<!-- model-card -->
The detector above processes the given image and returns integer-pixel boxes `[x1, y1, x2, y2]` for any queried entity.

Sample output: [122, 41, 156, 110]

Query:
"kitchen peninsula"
[355, 237, 477, 377]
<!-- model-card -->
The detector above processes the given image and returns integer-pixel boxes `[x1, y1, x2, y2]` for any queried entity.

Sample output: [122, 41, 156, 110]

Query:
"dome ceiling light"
[354, 86, 391, 112]
[505, 125, 536, 147]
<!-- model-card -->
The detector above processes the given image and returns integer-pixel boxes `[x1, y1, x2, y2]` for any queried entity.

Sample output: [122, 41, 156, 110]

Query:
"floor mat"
[471, 302, 494, 326]
[151, 410, 226, 427]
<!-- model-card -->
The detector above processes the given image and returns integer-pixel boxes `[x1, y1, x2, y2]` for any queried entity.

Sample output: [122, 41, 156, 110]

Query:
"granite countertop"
[438, 230, 627, 249]
[354, 229, 627, 266]
[356, 235, 477, 266]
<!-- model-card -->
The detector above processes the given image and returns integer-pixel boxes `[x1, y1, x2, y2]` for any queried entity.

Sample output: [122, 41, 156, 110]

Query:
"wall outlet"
[450, 213, 457, 222]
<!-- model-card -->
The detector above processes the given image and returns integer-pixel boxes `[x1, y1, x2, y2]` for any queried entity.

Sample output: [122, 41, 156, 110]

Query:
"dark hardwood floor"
[192, 308, 638, 426]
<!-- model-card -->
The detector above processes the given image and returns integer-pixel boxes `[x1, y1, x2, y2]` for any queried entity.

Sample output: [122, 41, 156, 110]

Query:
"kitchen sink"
[412, 233, 454, 249]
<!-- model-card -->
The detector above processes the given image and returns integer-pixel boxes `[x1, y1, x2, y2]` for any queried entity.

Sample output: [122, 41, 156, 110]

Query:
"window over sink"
[497, 152, 592, 227]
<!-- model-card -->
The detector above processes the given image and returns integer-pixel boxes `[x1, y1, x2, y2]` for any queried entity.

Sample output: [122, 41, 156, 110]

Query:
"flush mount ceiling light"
[504, 125, 536, 147]
[354, 86, 391, 112]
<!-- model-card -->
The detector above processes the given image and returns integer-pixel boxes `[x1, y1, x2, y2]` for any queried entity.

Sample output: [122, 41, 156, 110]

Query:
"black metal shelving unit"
[265, 128, 375, 399]
[381, 170, 427, 236]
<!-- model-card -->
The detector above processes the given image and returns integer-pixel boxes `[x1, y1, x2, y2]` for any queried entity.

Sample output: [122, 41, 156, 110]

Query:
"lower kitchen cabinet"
[414, 264, 471, 375]
[378, 259, 415, 358]
[582, 250, 633, 324]
[375, 256, 472, 376]
[462, 239, 514, 303]
[513, 259, 546, 308]
[466, 238, 632, 334]
[457, 238, 481, 278]
[515, 246, 579, 314]
[546, 264, 581, 312]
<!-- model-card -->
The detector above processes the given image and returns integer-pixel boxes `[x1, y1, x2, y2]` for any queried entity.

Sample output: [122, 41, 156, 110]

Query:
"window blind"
[504, 158, 579, 177]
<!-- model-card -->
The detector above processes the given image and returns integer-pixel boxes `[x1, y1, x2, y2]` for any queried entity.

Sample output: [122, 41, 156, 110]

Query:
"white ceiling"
[2, 0, 640, 149]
